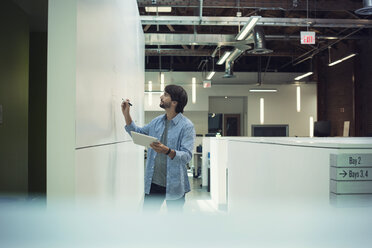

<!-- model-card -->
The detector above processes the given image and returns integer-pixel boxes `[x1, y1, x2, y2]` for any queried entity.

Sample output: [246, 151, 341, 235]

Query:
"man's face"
[160, 91, 172, 109]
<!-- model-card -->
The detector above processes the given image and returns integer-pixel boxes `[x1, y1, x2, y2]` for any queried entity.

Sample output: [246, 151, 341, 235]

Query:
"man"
[121, 84, 195, 212]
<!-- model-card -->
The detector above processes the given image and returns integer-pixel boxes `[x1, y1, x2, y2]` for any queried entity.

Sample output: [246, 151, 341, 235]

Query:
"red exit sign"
[301, 31, 316, 44]
[203, 80, 212, 88]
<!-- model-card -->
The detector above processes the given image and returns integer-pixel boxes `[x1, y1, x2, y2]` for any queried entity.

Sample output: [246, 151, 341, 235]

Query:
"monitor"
[251, 125, 289, 137]
[314, 121, 331, 137]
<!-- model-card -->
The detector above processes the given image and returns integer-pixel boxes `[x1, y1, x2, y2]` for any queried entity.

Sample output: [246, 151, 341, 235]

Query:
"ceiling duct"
[224, 48, 244, 78]
[222, 27, 272, 78]
[355, 0, 372, 15]
[247, 27, 273, 55]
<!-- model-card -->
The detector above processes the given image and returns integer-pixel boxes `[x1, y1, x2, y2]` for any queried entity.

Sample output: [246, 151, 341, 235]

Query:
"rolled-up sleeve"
[124, 121, 151, 136]
[173, 124, 195, 165]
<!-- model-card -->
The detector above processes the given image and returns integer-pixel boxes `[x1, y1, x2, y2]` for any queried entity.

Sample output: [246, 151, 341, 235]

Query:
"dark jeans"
[143, 183, 185, 213]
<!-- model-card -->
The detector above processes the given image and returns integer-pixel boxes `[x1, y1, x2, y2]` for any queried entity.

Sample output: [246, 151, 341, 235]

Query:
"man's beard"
[160, 101, 171, 109]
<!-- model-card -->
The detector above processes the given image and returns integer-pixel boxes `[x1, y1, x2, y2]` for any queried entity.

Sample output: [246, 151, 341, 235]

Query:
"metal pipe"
[224, 48, 244, 78]
[141, 16, 372, 28]
[247, 27, 272, 54]
[364, 0, 372, 7]
[355, 0, 372, 15]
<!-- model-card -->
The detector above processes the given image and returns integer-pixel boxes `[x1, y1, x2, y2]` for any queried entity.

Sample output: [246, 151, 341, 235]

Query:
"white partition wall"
[48, 0, 144, 209]
[210, 138, 228, 210]
[202, 137, 211, 187]
[225, 137, 372, 213]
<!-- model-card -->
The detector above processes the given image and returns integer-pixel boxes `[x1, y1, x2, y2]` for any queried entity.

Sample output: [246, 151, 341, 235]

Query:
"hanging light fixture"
[206, 71, 215, 80]
[235, 16, 261, 41]
[328, 54, 357, 67]
[206, 54, 216, 80]
[295, 58, 313, 81]
[249, 89, 277, 93]
[294, 72, 313, 81]
[145, 7, 172, 12]
[217, 51, 232, 65]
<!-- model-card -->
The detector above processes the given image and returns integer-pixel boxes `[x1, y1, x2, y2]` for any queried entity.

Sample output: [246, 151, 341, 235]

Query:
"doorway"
[223, 114, 241, 136]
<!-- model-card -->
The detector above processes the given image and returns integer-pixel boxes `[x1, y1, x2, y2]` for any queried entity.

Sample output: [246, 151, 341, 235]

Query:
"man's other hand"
[150, 141, 169, 154]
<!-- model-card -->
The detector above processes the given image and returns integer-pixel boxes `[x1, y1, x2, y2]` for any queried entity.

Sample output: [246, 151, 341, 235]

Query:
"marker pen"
[122, 98, 133, 106]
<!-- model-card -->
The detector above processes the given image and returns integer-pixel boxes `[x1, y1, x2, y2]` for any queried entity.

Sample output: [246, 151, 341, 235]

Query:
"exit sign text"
[301, 31, 315, 44]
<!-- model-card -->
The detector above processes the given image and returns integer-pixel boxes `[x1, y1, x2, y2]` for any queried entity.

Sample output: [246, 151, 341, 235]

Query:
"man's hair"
[164, 84, 188, 113]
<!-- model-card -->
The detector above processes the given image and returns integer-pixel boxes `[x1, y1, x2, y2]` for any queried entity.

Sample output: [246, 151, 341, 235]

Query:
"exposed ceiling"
[10, 0, 372, 75]
[138, 0, 372, 74]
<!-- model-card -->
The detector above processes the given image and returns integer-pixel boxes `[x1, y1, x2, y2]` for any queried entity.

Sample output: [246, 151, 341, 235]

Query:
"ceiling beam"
[137, 0, 361, 12]
[141, 16, 372, 28]
[146, 49, 212, 56]
[145, 33, 248, 46]
[145, 49, 301, 57]
[144, 33, 365, 46]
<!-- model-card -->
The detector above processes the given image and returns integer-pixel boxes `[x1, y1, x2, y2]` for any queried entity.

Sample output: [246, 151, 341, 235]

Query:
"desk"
[193, 153, 202, 178]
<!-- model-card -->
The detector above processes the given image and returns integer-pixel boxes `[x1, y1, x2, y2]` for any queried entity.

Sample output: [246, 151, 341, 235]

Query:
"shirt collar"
[163, 113, 183, 125]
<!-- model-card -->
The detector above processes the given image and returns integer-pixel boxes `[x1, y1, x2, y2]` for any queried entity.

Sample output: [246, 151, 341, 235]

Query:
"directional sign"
[330, 167, 371, 181]
[330, 180, 372, 194]
[330, 193, 372, 207]
[330, 154, 372, 167]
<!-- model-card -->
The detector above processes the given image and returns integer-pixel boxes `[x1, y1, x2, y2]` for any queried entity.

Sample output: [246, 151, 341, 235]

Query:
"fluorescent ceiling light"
[294, 72, 313, 81]
[145, 7, 172, 12]
[145, 91, 162, 93]
[328, 53, 357, 67]
[296, 86, 301, 112]
[217, 51, 232, 65]
[236, 16, 260, 41]
[148, 81, 152, 106]
[260, 98, 264, 125]
[206, 71, 216, 80]
[192, 77, 196, 103]
[160, 73, 165, 91]
[148, 81, 152, 92]
[249, 89, 277, 93]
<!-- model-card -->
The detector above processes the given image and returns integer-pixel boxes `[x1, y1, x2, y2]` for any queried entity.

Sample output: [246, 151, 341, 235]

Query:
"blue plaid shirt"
[125, 113, 195, 200]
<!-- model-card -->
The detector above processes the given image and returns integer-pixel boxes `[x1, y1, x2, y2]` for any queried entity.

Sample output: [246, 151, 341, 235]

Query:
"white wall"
[48, 0, 144, 209]
[247, 85, 317, 137]
[47, 0, 77, 200]
[210, 138, 228, 210]
[224, 137, 372, 213]
[144, 72, 317, 137]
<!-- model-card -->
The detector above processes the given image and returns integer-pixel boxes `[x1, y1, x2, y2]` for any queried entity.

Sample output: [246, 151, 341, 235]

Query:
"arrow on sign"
[339, 170, 347, 178]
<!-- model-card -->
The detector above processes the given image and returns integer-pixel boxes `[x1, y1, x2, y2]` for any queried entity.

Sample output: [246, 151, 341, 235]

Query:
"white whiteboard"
[75, 0, 144, 148]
